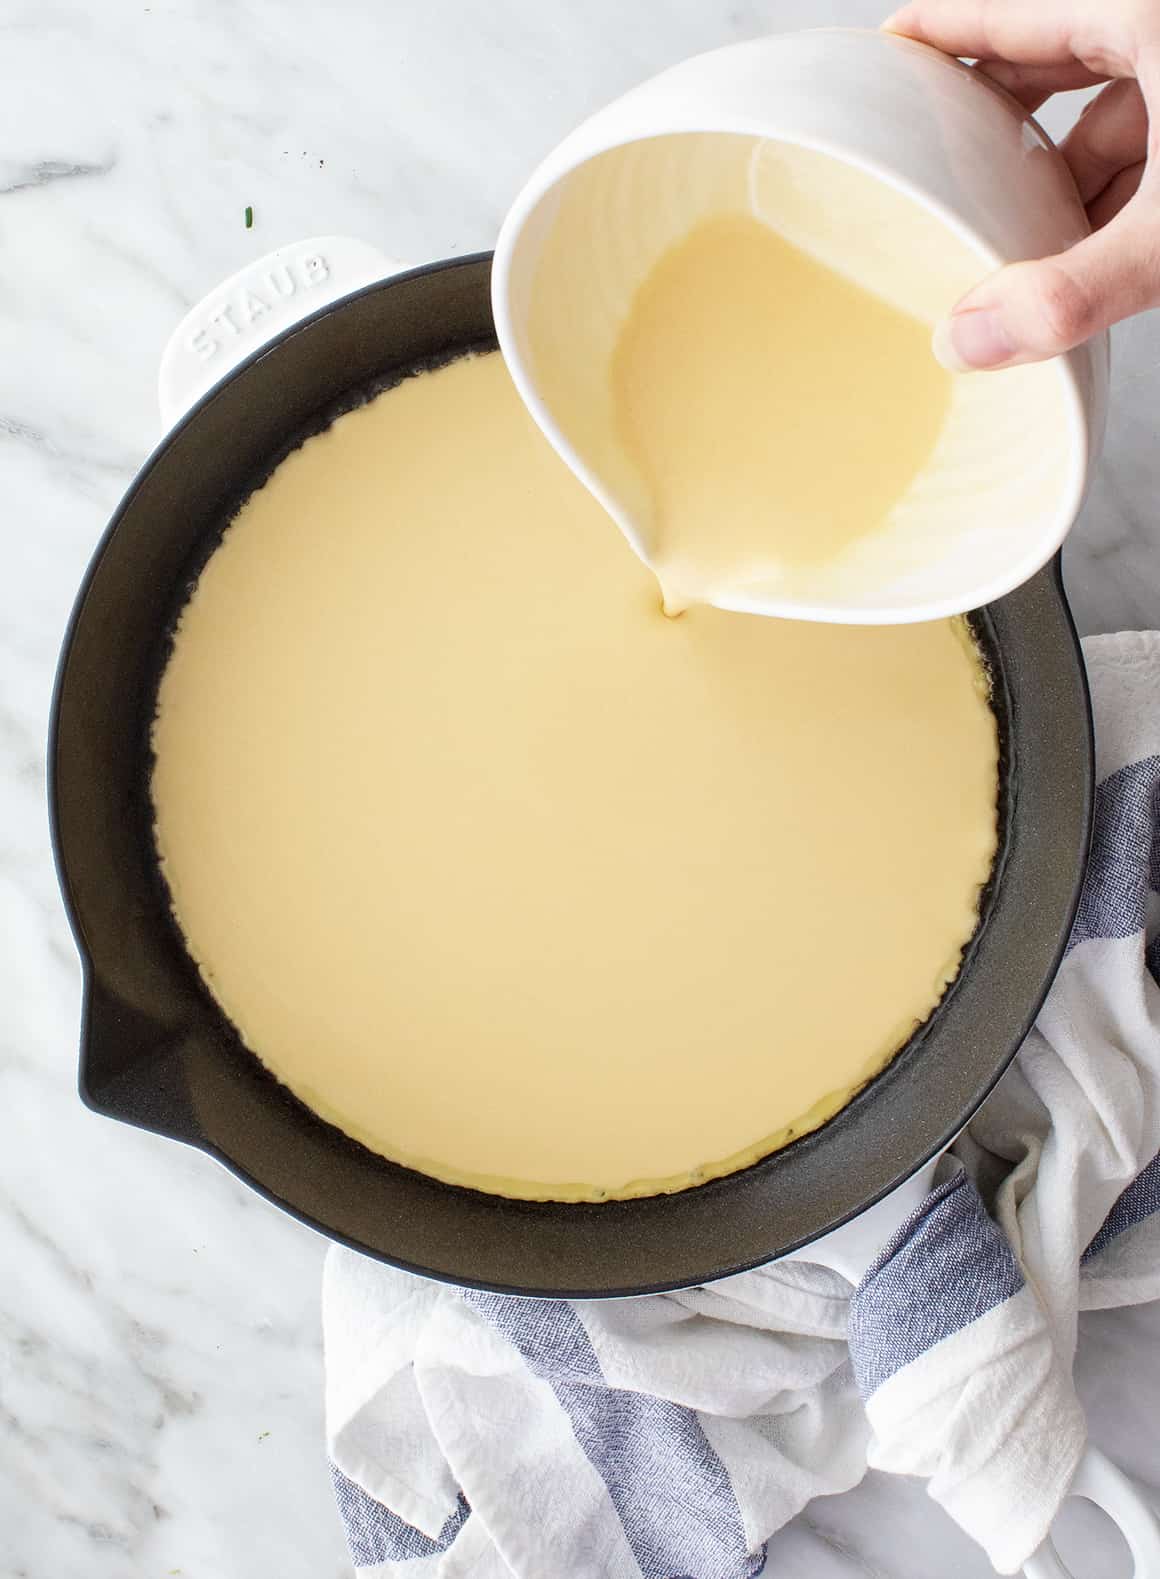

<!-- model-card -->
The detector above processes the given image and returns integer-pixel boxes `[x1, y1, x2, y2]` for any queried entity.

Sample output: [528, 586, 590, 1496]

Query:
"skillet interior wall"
[144, 335, 1013, 1206]
[51, 257, 1089, 1295]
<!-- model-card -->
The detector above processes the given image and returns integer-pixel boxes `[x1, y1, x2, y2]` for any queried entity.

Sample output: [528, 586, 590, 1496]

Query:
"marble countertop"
[4, 1, 1160, 1574]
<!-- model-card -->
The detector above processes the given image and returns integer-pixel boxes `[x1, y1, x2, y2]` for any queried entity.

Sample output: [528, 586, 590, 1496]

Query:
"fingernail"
[932, 308, 1017, 372]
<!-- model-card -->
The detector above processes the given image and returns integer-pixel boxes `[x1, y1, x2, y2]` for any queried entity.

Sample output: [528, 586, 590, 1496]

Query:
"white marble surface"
[3, 1, 1160, 1575]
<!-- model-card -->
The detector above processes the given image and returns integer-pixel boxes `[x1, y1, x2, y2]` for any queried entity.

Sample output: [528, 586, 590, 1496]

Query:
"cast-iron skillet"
[50, 254, 1093, 1296]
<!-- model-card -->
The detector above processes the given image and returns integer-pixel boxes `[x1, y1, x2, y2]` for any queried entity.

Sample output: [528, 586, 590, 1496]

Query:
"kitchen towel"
[324, 632, 1160, 1578]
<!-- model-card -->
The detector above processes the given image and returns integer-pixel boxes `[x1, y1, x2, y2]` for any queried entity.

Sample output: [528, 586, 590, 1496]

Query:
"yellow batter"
[611, 213, 953, 612]
[152, 350, 999, 1203]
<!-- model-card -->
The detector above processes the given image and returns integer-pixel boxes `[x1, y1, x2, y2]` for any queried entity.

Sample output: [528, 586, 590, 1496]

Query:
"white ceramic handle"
[158, 236, 406, 428]
[784, 1156, 941, 1283]
[1023, 1445, 1160, 1578]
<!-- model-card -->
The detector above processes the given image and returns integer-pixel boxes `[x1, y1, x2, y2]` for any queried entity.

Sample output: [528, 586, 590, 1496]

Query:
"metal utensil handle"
[1023, 1445, 1160, 1578]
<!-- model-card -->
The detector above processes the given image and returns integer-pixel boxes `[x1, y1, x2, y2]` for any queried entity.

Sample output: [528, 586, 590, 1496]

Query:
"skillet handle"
[1023, 1445, 1160, 1578]
[157, 236, 407, 428]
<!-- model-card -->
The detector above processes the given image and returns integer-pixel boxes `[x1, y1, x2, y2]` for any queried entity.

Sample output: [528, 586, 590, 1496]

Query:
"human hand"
[883, 0, 1160, 369]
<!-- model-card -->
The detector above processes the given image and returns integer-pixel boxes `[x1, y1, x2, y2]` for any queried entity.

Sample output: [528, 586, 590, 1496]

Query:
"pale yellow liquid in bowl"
[152, 351, 999, 1202]
[521, 135, 1075, 619]
[611, 213, 953, 611]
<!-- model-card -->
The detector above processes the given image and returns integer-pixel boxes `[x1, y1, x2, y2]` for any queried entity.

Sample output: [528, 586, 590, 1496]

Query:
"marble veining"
[2, 0, 1159, 1574]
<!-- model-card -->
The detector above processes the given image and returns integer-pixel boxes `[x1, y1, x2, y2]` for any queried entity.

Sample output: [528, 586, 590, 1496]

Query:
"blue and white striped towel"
[324, 632, 1160, 1578]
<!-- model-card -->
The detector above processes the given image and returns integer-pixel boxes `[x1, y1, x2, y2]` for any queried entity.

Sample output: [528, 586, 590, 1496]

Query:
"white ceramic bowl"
[493, 28, 1110, 623]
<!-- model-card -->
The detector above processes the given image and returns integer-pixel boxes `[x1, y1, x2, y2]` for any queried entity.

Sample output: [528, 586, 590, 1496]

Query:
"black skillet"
[49, 254, 1093, 1296]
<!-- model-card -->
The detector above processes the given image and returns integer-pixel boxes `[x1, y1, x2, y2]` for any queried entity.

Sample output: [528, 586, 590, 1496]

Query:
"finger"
[1088, 159, 1147, 229]
[1059, 78, 1150, 203]
[975, 59, 1112, 112]
[931, 193, 1160, 369]
[883, 2, 1081, 67]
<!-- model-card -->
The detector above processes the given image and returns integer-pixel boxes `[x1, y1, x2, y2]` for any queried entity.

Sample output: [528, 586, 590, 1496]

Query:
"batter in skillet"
[151, 350, 998, 1202]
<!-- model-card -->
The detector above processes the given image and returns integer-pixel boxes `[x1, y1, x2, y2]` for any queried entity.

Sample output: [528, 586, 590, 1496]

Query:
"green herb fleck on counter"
[244, 205, 253, 229]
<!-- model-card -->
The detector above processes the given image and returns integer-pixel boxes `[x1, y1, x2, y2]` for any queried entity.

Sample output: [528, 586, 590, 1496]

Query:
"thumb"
[931, 204, 1160, 371]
